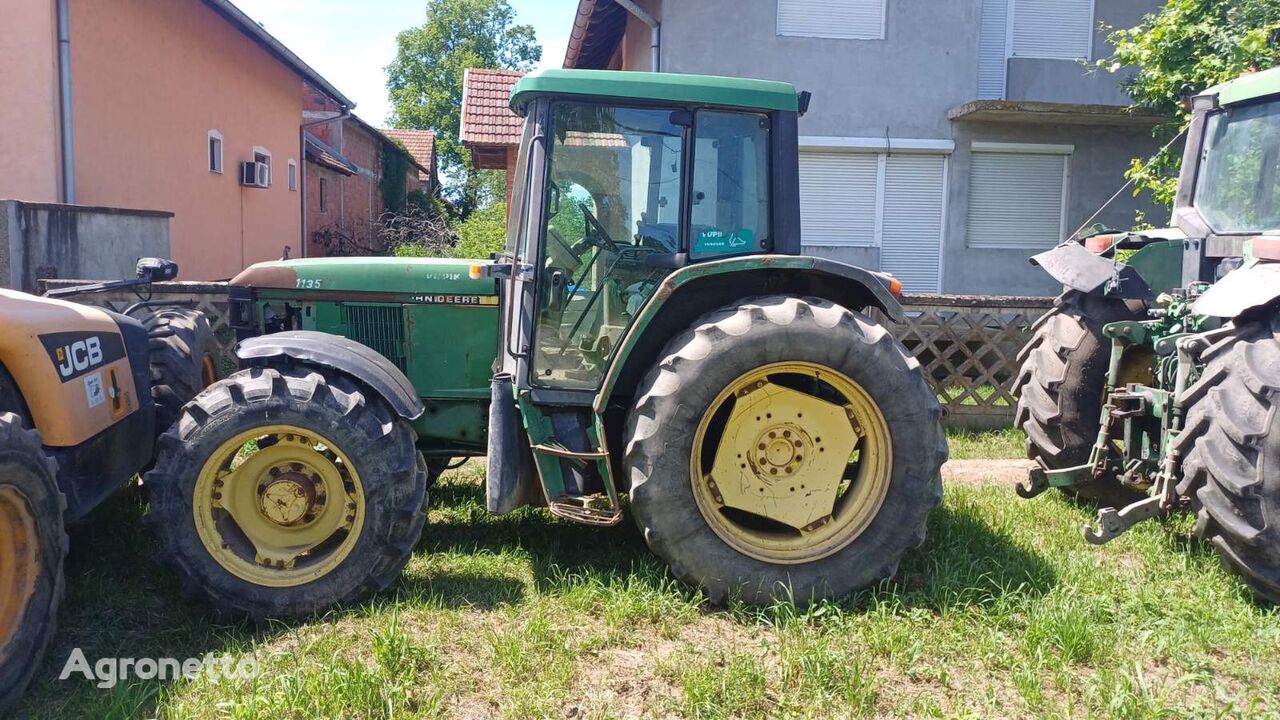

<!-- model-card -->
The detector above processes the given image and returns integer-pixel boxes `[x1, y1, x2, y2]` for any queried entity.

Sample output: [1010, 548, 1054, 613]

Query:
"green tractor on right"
[1014, 67, 1280, 602]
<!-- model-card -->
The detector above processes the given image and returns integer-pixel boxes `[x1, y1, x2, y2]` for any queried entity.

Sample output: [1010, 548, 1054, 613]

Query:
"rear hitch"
[1081, 495, 1163, 544]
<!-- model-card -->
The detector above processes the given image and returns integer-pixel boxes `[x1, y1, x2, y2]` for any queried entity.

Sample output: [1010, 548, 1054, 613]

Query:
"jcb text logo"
[40, 331, 126, 383]
[55, 336, 104, 377]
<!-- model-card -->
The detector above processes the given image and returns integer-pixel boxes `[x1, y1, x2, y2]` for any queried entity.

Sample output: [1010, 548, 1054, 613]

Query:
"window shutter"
[777, 0, 884, 40]
[966, 151, 1067, 249]
[881, 155, 945, 293]
[977, 0, 1009, 99]
[1011, 0, 1093, 60]
[798, 151, 878, 246]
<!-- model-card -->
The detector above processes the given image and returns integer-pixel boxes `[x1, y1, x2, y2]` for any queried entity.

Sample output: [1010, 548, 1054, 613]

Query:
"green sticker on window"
[694, 229, 755, 256]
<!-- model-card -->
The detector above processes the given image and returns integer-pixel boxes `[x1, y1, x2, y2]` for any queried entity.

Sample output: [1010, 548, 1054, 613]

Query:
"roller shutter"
[966, 151, 1068, 249]
[881, 155, 945, 293]
[777, 0, 885, 40]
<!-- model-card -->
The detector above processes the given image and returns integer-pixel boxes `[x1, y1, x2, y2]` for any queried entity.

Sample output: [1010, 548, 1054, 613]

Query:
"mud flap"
[486, 373, 522, 514]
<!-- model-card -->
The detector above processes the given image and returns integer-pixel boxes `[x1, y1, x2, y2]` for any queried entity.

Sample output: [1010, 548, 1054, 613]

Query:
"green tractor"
[1014, 67, 1280, 600]
[144, 69, 947, 616]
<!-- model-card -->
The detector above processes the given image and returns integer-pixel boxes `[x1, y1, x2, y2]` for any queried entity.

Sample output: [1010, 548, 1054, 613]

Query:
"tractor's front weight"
[1017, 294, 1227, 545]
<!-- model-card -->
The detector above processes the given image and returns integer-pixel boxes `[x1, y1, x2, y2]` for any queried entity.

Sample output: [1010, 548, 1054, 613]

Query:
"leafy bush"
[453, 202, 507, 260]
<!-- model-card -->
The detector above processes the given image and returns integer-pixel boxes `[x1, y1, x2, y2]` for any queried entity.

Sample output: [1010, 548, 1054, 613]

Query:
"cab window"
[531, 103, 684, 389]
[689, 111, 771, 258]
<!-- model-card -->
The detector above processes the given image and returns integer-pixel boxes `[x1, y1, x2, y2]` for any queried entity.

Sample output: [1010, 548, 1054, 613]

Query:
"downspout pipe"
[56, 0, 75, 203]
[299, 108, 350, 257]
[612, 0, 660, 72]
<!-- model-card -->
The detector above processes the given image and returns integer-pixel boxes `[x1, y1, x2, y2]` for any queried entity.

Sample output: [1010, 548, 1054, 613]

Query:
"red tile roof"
[460, 68, 525, 147]
[381, 128, 436, 181]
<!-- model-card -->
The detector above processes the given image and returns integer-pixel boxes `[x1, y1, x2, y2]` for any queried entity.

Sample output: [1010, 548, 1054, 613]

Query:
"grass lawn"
[14, 429, 1280, 719]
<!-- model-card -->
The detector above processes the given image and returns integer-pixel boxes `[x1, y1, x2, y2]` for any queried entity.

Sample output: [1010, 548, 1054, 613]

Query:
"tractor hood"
[230, 256, 496, 296]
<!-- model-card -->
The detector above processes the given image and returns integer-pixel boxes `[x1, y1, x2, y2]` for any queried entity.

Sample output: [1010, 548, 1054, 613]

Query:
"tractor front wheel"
[139, 307, 219, 431]
[0, 414, 65, 711]
[1177, 314, 1280, 603]
[144, 366, 428, 618]
[624, 296, 946, 605]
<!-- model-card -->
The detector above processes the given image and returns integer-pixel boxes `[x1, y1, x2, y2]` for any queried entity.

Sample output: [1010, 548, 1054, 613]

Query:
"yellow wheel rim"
[193, 425, 365, 588]
[200, 354, 218, 389]
[690, 361, 892, 565]
[0, 486, 39, 660]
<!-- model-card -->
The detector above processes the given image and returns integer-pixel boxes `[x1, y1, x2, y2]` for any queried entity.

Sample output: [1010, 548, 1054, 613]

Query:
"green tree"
[1100, 0, 1280, 207]
[386, 0, 540, 209]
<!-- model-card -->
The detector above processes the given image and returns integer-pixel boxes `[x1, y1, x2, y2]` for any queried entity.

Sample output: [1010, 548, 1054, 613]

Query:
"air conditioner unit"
[240, 161, 269, 188]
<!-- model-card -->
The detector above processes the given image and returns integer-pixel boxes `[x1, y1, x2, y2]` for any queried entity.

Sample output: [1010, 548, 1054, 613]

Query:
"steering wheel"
[577, 203, 621, 253]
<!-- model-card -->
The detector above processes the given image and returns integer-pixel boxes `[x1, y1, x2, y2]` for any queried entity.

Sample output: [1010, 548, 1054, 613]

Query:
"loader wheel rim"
[0, 486, 39, 659]
[193, 425, 365, 588]
[690, 361, 892, 565]
[200, 354, 218, 389]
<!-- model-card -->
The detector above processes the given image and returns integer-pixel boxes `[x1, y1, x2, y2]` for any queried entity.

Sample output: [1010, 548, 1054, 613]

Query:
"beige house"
[0, 0, 353, 280]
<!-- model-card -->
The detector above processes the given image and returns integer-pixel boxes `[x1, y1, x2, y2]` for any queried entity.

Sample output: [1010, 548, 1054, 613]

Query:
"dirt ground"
[940, 458, 1029, 488]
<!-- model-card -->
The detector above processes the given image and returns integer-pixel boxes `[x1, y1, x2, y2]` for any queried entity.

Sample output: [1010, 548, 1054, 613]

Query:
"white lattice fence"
[895, 294, 1053, 430]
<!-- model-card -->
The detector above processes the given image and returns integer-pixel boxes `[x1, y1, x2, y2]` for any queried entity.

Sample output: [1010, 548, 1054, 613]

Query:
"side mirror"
[136, 257, 179, 282]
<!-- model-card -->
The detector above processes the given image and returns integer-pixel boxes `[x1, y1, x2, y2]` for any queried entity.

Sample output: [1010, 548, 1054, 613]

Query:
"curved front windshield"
[1195, 100, 1280, 234]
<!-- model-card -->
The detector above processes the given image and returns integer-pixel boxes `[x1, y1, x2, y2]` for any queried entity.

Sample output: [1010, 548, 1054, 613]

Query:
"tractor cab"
[481, 69, 815, 523]
[491, 69, 803, 393]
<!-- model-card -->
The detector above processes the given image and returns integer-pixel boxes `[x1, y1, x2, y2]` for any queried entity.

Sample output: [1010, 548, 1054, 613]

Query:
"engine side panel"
[0, 290, 145, 447]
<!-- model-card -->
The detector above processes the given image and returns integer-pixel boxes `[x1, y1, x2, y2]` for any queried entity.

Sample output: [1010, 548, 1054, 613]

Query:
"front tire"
[1013, 290, 1147, 506]
[144, 366, 428, 618]
[625, 296, 946, 605]
[0, 414, 65, 711]
[1177, 314, 1280, 603]
[139, 307, 219, 431]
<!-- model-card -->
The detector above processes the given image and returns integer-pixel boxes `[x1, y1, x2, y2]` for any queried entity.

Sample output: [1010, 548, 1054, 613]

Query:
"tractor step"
[548, 494, 622, 526]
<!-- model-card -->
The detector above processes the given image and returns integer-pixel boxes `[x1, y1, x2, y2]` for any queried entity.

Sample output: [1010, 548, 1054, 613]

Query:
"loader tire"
[1177, 314, 1280, 603]
[1013, 290, 1147, 507]
[139, 307, 219, 432]
[0, 414, 65, 711]
[144, 366, 428, 619]
[625, 296, 946, 606]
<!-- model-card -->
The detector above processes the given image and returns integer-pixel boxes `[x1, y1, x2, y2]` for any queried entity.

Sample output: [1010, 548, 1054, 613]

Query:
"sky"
[230, 0, 578, 126]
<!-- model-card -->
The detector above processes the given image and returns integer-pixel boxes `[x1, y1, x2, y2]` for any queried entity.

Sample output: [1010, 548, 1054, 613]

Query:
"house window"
[966, 142, 1072, 249]
[207, 130, 223, 173]
[1011, 0, 1094, 60]
[253, 146, 273, 186]
[777, 0, 885, 40]
[319, 177, 328, 213]
[288, 160, 297, 191]
[798, 144, 947, 292]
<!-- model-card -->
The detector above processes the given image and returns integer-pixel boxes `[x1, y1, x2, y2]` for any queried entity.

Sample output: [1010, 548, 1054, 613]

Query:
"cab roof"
[509, 68, 800, 114]
[1204, 66, 1280, 106]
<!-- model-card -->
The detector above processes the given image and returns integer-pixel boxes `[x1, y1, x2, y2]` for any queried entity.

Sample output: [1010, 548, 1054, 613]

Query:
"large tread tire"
[1176, 314, 1280, 603]
[0, 414, 65, 711]
[139, 307, 219, 432]
[1013, 290, 1147, 507]
[143, 366, 428, 619]
[624, 296, 946, 606]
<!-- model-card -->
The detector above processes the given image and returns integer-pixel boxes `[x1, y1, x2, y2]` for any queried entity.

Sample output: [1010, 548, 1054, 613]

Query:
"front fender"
[237, 330, 424, 420]
[1193, 261, 1280, 318]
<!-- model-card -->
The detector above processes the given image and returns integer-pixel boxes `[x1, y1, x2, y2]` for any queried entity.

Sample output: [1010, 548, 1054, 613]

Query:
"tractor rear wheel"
[0, 414, 65, 711]
[1013, 290, 1147, 507]
[625, 296, 945, 605]
[144, 366, 428, 618]
[139, 307, 219, 431]
[1177, 314, 1280, 603]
